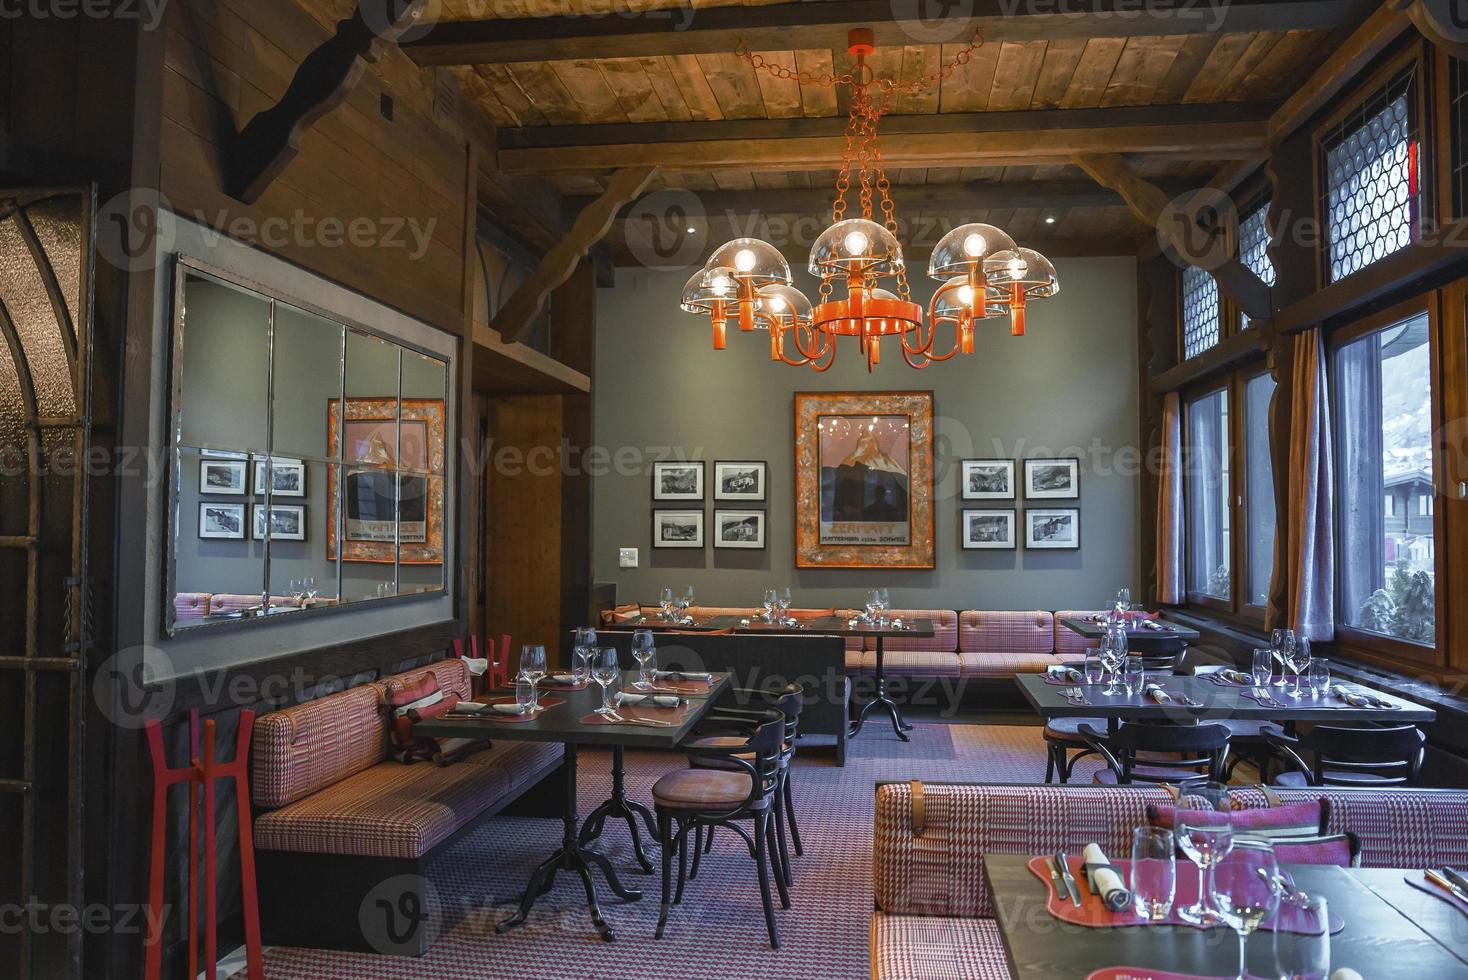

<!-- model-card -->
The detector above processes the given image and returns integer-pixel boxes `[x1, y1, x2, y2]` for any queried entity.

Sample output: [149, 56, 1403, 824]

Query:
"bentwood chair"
[1192, 664, 1274, 781]
[1261, 723, 1426, 787]
[651, 710, 788, 948]
[1079, 721, 1231, 786]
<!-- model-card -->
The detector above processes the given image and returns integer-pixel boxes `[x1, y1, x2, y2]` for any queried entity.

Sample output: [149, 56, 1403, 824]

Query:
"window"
[1450, 54, 1468, 217]
[1319, 65, 1421, 283]
[1420, 495, 1433, 517]
[1238, 204, 1276, 331]
[1243, 372, 1277, 608]
[1333, 311, 1435, 646]
[1186, 388, 1231, 602]
[1182, 265, 1221, 359]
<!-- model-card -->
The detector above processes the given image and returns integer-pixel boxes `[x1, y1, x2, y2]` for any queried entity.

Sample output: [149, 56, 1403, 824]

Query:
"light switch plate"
[619, 548, 638, 569]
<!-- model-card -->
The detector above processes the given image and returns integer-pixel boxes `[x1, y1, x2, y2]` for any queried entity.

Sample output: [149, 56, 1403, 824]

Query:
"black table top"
[1014, 673, 1436, 724]
[985, 854, 1468, 979]
[1058, 616, 1202, 643]
[604, 615, 935, 638]
[413, 671, 730, 750]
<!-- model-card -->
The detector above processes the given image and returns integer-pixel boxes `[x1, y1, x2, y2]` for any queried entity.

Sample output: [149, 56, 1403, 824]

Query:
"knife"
[1056, 852, 1083, 907]
[1426, 869, 1468, 903]
[1046, 856, 1068, 903]
[1442, 866, 1468, 895]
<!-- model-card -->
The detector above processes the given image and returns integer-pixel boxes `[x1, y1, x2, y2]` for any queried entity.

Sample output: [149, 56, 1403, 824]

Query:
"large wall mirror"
[166, 259, 451, 634]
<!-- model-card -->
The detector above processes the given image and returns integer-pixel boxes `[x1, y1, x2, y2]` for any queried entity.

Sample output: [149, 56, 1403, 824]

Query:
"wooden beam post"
[1074, 152, 1272, 322]
[227, 0, 427, 204]
[495, 167, 656, 345]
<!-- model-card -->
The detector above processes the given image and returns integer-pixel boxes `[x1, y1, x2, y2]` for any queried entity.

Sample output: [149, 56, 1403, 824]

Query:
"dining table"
[984, 853, 1468, 978]
[1057, 616, 1201, 657]
[414, 669, 730, 941]
[1014, 672, 1436, 735]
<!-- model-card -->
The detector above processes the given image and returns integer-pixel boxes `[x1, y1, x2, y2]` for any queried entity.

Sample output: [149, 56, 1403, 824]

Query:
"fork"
[1250, 687, 1287, 708]
[1061, 687, 1092, 706]
[604, 711, 679, 728]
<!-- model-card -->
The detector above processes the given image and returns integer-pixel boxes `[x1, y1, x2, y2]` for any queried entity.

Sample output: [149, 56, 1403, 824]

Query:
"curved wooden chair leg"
[753, 811, 780, 949]
[782, 772, 804, 857]
[656, 811, 674, 939]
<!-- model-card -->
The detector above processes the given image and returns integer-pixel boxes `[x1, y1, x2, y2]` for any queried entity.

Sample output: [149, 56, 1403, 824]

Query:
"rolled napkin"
[1330, 684, 1371, 707]
[453, 701, 530, 716]
[1218, 669, 1251, 684]
[1144, 683, 1173, 704]
[616, 692, 684, 708]
[1045, 665, 1084, 683]
[1081, 843, 1130, 912]
[653, 669, 714, 682]
[542, 674, 580, 685]
[1141, 620, 1166, 631]
[1329, 971, 1363, 980]
[460, 656, 489, 677]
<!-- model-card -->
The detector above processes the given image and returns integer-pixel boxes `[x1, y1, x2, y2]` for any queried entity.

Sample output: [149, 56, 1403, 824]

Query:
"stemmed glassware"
[775, 586, 792, 622]
[1285, 637, 1312, 698]
[591, 647, 620, 716]
[303, 577, 318, 603]
[675, 586, 695, 620]
[762, 589, 778, 622]
[573, 627, 597, 683]
[631, 629, 657, 688]
[1112, 587, 1132, 627]
[1175, 780, 1234, 925]
[1271, 629, 1296, 688]
[659, 588, 675, 620]
[289, 579, 306, 607]
[1211, 840, 1281, 980]
[1098, 625, 1128, 694]
[518, 644, 547, 712]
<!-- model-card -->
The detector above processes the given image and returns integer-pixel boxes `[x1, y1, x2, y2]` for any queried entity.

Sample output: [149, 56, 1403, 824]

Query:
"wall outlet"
[618, 548, 638, 569]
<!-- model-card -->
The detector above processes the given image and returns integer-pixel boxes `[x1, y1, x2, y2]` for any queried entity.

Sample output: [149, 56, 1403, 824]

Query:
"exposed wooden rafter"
[1074, 153, 1272, 322]
[494, 166, 657, 344]
[402, 0, 1366, 66]
[228, 0, 428, 203]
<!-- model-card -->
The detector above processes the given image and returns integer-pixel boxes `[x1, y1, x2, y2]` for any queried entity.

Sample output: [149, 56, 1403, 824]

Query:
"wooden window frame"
[1182, 379, 1234, 614]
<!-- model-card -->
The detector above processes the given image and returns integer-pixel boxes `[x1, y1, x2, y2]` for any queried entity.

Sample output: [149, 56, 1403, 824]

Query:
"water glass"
[1251, 648, 1274, 688]
[1123, 656, 1145, 696]
[1083, 652, 1105, 686]
[864, 589, 881, 622]
[1176, 780, 1234, 925]
[1307, 658, 1330, 697]
[591, 647, 620, 715]
[515, 675, 536, 712]
[1130, 826, 1176, 921]
[1211, 840, 1280, 980]
[519, 644, 547, 710]
[1274, 894, 1330, 980]
[659, 587, 675, 620]
[1271, 629, 1296, 688]
[775, 586, 792, 620]
[762, 589, 778, 622]
[574, 626, 597, 649]
[631, 629, 657, 688]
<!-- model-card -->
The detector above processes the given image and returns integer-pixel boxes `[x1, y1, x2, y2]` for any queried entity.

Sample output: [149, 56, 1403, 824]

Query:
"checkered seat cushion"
[254, 740, 560, 859]
[871, 914, 1010, 980]
[957, 611, 1060, 677]
[848, 610, 962, 677]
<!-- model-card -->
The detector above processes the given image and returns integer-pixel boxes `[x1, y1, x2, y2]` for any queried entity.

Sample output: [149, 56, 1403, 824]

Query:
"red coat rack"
[454, 632, 512, 694]
[144, 710, 264, 980]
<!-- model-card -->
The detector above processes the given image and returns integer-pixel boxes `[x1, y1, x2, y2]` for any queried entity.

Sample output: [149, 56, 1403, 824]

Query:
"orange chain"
[734, 32, 984, 91]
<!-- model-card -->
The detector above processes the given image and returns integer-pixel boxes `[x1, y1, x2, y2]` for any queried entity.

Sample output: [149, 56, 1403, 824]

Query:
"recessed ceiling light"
[687, 226, 697, 234]
[1045, 216, 1057, 225]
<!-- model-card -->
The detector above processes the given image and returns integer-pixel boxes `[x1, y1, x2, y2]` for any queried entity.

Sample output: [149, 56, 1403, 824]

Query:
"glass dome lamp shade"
[705, 238, 791, 289]
[984, 247, 1059, 336]
[927, 223, 1017, 279]
[755, 283, 813, 361]
[809, 218, 903, 278]
[681, 266, 737, 349]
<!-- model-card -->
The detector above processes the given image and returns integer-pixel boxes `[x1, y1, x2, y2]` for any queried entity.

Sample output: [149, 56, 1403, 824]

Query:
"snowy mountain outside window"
[1334, 312, 1435, 645]
[1186, 388, 1231, 601]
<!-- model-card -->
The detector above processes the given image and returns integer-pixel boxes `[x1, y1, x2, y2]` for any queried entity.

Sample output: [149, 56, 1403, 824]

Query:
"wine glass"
[775, 586, 792, 621]
[289, 578, 305, 607]
[1175, 779, 1234, 925]
[631, 629, 656, 688]
[1098, 631, 1124, 695]
[591, 647, 620, 716]
[762, 589, 778, 622]
[1211, 840, 1280, 980]
[518, 644, 547, 711]
[574, 626, 597, 648]
[1115, 586, 1132, 617]
[303, 576, 318, 602]
[1271, 629, 1296, 688]
[863, 589, 881, 623]
[1289, 637, 1313, 698]
[659, 587, 675, 620]
[676, 586, 694, 620]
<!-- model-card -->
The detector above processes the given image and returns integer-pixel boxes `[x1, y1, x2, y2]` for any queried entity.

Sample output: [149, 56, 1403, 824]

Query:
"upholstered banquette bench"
[250, 657, 562, 954]
[870, 781, 1468, 980]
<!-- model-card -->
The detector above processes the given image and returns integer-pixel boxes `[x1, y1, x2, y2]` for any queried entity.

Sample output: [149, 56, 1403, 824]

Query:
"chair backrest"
[1080, 721, 1230, 785]
[1300, 724, 1426, 786]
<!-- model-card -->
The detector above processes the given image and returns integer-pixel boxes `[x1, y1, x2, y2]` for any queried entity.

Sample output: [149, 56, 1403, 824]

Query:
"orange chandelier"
[680, 29, 1059, 372]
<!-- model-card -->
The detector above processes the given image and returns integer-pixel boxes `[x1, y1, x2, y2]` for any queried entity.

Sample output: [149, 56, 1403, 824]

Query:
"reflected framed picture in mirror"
[253, 457, 306, 497]
[327, 396, 445, 564]
[199, 459, 247, 495]
[199, 502, 245, 539]
[252, 504, 307, 541]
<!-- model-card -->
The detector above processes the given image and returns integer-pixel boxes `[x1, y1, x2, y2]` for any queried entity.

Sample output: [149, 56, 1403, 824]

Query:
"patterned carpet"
[242, 714, 1090, 980]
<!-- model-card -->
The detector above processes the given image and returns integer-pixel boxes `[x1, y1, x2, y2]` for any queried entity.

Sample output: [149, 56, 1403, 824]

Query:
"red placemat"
[443, 695, 565, 724]
[1404, 871, 1468, 914]
[1026, 856, 1343, 934]
[579, 702, 692, 727]
[646, 674, 718, 696]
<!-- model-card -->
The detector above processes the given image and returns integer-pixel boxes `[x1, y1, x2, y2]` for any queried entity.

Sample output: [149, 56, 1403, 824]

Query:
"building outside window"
[1186, 387, 1231, 601]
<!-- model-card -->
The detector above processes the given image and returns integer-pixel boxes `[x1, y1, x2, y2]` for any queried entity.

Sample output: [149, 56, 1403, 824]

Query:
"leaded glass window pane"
[1182, 265, 1220, 360]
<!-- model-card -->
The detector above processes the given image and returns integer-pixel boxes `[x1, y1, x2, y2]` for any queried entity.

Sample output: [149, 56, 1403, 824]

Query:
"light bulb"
[686, 226, 697, 233]
[957, 284, 975, 306]
[844, 230, 869, 256]
[709, 275, 731, 295]
[1008, 256, 1028, 277]
[1044, 216, 1057, 225]
[962, 232, 986, 257]
[766, 295, 787, 313]
[734, 248, 757, 272]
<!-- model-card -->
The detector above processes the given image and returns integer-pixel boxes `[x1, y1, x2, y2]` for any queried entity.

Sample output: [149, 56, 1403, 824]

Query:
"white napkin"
[1141, 620, 1165, 631]
[1329, 971, 1363, 980]
[653, 670, 713, 682]
[452, 701, 528, 716]
[1046, 665, 1083, 682]
[544, 674, 579, 685]
[1144, 683, 1172, 704]
[488, 702, 532, 715]
[1082, 843, 1130, 911]
[1330, 684, 1370, 707]
[1219, 669, 1251, 684]
[460, 656, 489, 676]
[616, 692, 683, 708]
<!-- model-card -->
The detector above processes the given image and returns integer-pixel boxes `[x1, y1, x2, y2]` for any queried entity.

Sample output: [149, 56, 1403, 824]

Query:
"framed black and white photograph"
[652, 461, 705, 501]
[713, 460, 767, 502]
[1023, 458, 1080, 500]
[1025, 508, 1080, 549]
[960, 458, 1015, 500]
[252, 504, 307, 541]
[198, 502, 245, 540]
[199, 459, 247, 495]
[652, 509, 705, 548]
[961, 508, 1016, 550]
[713, 509, 766, 549]
[253, 458, 306, 497]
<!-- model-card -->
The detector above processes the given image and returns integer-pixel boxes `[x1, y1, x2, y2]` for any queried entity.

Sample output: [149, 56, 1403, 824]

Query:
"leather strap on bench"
[910, 779, 926, 836]
[1257, 783, 1285, 807]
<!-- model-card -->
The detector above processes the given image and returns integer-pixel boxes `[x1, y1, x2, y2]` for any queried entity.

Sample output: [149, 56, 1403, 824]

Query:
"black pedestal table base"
[578, 745, 661, 873]
[850, 637, 912, 741]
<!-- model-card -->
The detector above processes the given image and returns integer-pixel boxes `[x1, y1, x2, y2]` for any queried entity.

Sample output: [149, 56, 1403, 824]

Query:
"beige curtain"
[1287, 328, 1335, 641]
[1155, 391, 1184, 604]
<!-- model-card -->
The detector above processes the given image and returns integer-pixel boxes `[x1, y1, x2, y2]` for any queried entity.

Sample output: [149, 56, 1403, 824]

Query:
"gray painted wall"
[592, 256, 1142, 612]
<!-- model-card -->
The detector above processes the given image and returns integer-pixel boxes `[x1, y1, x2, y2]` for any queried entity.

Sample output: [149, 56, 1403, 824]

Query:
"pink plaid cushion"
[251, 683, 391, 810]
[882, 610, 959, 654]
[254, 741, 560, 858]
[871, 913, 1011, 980]
[1053, 610, 1159, 656]
[959, 611, 1054, 655]
[851, 650, 963, 677]
[1149, 800, 1327, 839]
[1272, 835, 1357, 867]
[959, 653, 1062, 678]
[173, 592, 212, 622]
[380, 658, 472, 704]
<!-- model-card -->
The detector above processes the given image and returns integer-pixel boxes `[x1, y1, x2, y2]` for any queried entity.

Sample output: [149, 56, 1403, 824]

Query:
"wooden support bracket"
[494, 166, 657, 345]
[228, 0, 428, 204]
[1075, 152, 1272, 322]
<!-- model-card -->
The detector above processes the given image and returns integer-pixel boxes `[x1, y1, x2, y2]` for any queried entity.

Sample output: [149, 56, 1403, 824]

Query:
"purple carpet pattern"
[240, 719, 1096, 980]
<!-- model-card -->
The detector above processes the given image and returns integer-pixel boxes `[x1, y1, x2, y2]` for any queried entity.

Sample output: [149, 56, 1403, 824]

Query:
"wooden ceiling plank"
[1151, 33, 1220, 105]
[891, 45, 941, 116]
[695, 51, 767, 119]
[938, 37, 1000, 113]
[1182, 32, 1256, 103]
[638, 55, 694, 122]
[551, 58, 630, 123]
[749, 50, 804, 119]
[1101, 35, 1186, 108]
[504, 61, 585, 125]
[988, 40, 1048, 112]
[1211, 32, 1285, 100]
[1059, 37, 1127, 108]
[1030, 37, 1087, 109]
[597, 57, 672, 122]
[794, 49, 838, 117]
[665, 54, 725, 121]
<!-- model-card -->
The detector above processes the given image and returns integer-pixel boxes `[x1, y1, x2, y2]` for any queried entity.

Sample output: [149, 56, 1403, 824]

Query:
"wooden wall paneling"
[1438, 283, 1468, 674]
[1138, 254, 1178, 605]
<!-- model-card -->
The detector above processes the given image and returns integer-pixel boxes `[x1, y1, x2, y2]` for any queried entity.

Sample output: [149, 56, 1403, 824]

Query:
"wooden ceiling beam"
[402, 0, 1367, 67]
